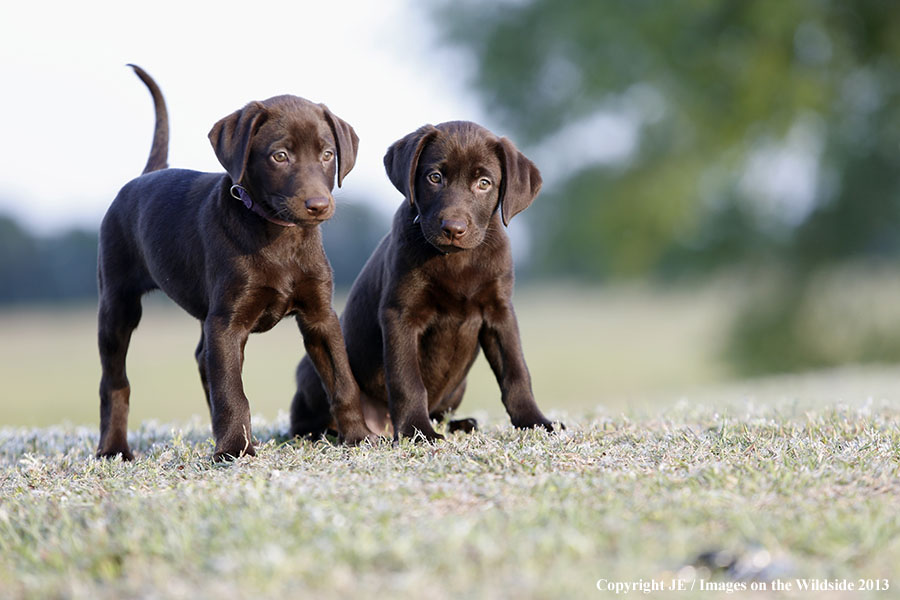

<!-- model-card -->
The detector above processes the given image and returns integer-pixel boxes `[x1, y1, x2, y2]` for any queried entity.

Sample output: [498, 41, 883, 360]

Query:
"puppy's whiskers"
[273, 206, 295, 220]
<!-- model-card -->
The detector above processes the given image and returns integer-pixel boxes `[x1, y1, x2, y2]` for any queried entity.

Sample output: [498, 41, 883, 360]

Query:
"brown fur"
[291, 121, 561, 441]
[96, 66, 372, 461]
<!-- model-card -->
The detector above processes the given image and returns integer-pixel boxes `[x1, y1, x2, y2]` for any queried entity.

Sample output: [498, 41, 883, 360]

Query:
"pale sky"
[0, 0, 488, 233]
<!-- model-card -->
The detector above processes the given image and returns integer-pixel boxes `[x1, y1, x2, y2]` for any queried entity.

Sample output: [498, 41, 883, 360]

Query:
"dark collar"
[230, 185, 296, 228]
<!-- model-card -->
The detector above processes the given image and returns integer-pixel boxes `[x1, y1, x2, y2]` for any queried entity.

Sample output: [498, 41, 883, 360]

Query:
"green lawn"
[2, 287, 899, 598]
[1, 403, 898, 598]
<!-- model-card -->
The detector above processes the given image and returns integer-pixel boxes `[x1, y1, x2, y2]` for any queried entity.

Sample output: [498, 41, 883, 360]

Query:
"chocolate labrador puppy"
[96, 65, 372, 461]
[291, 121, 560, 441]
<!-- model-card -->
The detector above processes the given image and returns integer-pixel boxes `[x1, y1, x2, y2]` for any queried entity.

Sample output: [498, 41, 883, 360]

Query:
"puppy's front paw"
[340, 425, 380, 446]
[417, 429, 445, 443]
[213, 443, 256, 462]
[213, 427, 257, 462]
[397, 422, 444, 444]
[512, 414, 562, 432]
[96, 445, 135, 461]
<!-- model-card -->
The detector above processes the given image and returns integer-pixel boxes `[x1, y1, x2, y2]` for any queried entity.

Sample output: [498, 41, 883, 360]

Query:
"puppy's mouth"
[270, 195, 335, 224]
[422, 229, 481, 253]
[431, 242, 467, 254]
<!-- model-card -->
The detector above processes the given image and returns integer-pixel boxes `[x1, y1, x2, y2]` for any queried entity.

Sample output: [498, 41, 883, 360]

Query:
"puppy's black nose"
[305, 197, 330, 216]
[441, 219, 467, 240]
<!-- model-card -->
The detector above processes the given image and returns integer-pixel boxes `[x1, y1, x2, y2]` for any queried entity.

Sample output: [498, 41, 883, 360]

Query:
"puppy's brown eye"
[272, 151, 288, 163]
[322, 150, 334, 161]
[428, 172, 442, 184]
[477, 178, 492, 190]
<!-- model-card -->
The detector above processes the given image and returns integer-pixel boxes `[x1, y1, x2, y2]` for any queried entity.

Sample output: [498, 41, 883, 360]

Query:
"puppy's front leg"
[381, 307, 443, 442]
[203, 315, 256, 460]
[296, 306, 373, 444]
[480, 302, 558, 431]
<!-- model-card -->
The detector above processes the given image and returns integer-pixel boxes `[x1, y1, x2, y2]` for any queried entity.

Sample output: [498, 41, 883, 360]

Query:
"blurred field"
[8, 281, 900, 431]
[0, 285, 744, 429]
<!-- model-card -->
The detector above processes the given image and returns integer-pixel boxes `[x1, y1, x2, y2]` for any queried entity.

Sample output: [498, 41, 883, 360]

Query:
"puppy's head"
[208, 96, 358, 225]
[384, 121, 541, 252]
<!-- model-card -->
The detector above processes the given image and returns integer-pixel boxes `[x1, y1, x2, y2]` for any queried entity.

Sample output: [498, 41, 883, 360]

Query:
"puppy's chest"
[249, 295, 294, 333]
[238, 271, 311, 333]
[418, 284, 493, 330]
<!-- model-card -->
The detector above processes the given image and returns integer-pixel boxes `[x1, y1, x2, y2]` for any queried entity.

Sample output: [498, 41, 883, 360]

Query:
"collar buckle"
[229, 184, 296, 228]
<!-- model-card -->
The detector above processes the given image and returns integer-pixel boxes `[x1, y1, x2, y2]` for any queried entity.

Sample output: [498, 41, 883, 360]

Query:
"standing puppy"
[97, 66, 372, 461]
[292, 121, 560, 441]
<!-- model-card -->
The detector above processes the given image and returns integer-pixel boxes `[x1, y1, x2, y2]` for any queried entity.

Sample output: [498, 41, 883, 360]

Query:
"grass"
[1, 402, 898, 599]
[2, 286, 900, 597]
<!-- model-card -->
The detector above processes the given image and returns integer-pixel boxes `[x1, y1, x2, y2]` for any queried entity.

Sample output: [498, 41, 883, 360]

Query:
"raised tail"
[127, 64, 169, 174]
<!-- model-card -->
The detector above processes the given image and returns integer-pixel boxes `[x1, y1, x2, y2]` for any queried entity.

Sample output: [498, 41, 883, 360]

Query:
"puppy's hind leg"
[195, 328, 213, 417]
[290, 358, 334, 440]
[96, 288, 143, 460]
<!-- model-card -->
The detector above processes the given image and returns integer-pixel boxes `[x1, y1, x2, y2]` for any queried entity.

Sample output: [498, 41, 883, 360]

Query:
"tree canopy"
[434, 0, 900, 279]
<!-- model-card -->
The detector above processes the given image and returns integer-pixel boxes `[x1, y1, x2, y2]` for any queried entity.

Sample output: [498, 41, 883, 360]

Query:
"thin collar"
[230, 184, 297, 228]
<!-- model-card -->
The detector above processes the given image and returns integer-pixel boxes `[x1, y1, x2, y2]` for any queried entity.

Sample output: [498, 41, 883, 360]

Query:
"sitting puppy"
[291, 121, 560, 441]
[96, 65, 372, 461]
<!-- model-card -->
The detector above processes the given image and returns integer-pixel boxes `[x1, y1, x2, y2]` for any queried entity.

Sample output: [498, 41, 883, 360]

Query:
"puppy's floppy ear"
[319, 104, 359, 188]
[495, 137, 543, 226]
[383, 125, 439, 205]
[208, 101, 268, 186]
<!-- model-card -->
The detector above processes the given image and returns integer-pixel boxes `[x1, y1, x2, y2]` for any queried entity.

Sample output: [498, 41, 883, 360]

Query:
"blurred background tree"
[432, 0, 900, 374]
[0, 216, 97, 303]
[0, 202, 387, 304]
[3, 1, 900, 381]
